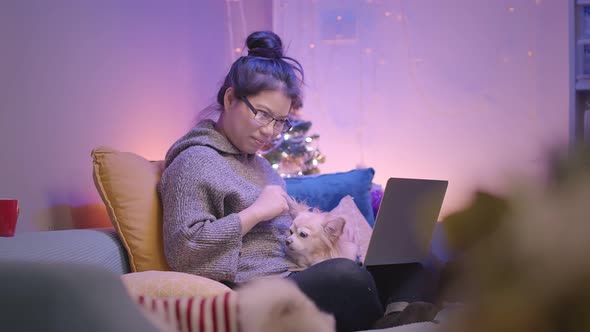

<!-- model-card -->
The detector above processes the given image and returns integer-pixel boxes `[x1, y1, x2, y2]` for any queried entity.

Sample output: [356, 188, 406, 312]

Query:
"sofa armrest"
[0, 228, 130, 275]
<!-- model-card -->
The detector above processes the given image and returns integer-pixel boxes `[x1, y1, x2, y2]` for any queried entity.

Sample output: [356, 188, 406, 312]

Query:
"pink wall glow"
[274, 0, 569, 218]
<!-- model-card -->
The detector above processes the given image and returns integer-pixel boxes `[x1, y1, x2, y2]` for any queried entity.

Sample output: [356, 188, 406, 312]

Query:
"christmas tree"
[259, 112, 325, 177]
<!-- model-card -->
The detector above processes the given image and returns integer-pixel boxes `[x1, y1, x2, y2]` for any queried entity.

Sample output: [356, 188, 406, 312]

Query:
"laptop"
[363, 177, 448, 266]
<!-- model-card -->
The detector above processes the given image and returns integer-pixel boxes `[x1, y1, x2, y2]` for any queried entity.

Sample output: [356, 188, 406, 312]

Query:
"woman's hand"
[251, 185, 290, 221]
[238, 185, 289, 235]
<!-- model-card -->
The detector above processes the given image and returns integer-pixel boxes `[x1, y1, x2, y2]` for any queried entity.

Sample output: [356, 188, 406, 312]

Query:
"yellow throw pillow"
[121, 270, 233, 298]
[91, 147, 169, 272]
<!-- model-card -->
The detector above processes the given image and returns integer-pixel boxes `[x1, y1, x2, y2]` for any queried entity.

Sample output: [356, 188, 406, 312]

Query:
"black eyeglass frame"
[239, 96, 293, 132]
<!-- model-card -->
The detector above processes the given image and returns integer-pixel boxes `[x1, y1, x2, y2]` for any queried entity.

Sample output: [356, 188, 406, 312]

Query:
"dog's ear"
[287, 196, 310, 218]
[323, 217, 345, 242]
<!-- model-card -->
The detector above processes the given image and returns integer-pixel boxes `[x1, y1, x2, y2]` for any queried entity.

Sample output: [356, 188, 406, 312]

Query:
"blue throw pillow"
[285, 168, 375, 226]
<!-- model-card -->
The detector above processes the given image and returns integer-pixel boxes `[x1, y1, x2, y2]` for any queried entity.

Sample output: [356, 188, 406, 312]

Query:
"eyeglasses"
[239, 96, 292, 132]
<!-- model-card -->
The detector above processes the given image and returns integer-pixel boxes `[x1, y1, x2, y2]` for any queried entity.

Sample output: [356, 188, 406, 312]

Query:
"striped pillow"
[136, 292, 238, 332]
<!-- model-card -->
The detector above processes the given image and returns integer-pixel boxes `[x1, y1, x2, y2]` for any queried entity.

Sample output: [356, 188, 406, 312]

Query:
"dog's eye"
[299, 232, 308, 238]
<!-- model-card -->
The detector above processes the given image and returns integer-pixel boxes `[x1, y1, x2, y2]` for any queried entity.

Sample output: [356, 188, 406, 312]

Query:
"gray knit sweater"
[158, 120, 294, 283]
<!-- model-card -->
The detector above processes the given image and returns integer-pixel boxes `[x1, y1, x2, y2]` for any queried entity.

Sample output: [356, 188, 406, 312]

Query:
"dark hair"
[216, 31, 304, 110]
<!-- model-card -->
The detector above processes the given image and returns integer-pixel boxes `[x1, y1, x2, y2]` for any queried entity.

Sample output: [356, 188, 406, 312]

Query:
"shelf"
[576, 79, 590, 90]
[572, 0, 589, 142]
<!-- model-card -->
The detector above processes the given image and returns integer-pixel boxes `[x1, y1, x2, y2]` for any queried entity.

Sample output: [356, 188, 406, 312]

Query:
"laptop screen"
[364, 177, 448, 266]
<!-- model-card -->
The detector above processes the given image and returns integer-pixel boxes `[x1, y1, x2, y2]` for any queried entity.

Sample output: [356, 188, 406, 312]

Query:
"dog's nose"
[286, 237, 292, 245]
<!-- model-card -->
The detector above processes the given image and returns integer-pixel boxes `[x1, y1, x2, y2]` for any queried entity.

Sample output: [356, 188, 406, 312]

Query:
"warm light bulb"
[305, 137, 312, 143]
[283, 133, 291, 140]
[272, 164, 279, 169]
[337, 15, 342, 21]
[235, 47, 242, 53]
[312, 159, 318, 166]
[309, 43, 315, 49]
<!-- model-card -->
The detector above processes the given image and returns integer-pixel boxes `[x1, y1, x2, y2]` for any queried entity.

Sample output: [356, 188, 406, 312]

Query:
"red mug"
[0, 199, 19, 237]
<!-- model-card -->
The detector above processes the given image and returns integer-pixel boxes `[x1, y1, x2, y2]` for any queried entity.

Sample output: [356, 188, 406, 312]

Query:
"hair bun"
[246, 31, 283, 59]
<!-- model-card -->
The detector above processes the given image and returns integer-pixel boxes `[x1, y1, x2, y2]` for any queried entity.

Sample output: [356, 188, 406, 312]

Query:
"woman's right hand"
[238, 185, 289, 235]
[252, 185, 290, 221]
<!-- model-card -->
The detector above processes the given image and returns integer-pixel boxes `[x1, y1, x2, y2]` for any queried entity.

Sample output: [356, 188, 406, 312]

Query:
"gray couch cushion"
[0, 228, 130, 275]
[0, 262, 159, 332]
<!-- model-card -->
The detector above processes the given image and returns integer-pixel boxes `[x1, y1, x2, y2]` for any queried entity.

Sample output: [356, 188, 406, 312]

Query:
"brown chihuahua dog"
[285, 199, 359, 269]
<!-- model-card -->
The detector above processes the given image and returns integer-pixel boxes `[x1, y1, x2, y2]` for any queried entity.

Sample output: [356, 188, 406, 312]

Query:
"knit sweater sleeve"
[159, 148, 243, 282]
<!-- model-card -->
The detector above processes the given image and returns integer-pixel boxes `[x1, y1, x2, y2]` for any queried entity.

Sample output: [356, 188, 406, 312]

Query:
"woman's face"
[221, 88, 292, 154]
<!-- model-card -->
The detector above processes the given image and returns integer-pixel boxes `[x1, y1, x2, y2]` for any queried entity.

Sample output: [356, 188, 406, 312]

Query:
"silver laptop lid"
[364, 177, 448, 266]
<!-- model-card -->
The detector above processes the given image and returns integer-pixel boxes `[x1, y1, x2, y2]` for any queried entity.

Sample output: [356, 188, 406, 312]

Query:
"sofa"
[0, 229, 453, 332]
[0, 147, 454, 331]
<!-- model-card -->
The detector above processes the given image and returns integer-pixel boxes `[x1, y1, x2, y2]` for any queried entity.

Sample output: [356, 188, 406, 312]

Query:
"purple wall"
[273, 0, 569, 217]
[0, 0, 570, 231]
[0, 0, 272, 231]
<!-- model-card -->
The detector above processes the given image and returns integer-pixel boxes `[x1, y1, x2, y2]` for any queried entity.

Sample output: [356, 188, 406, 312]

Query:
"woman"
[158, 31, 383, 331]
